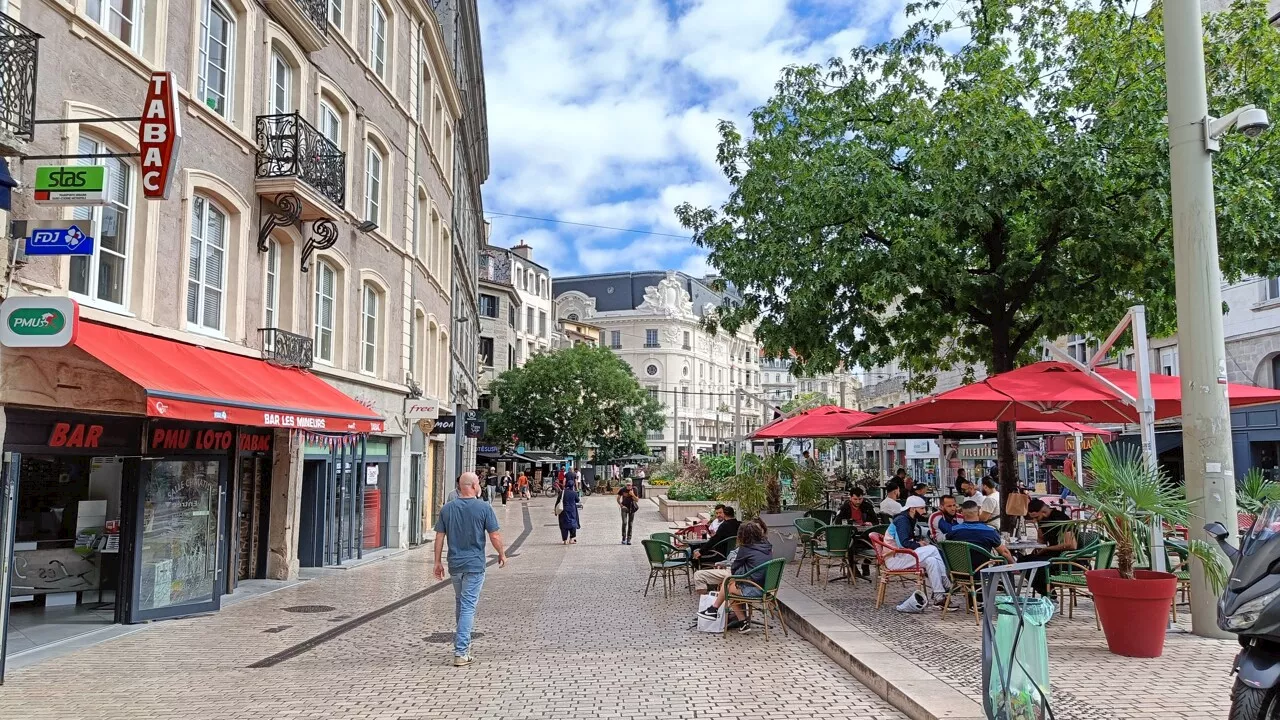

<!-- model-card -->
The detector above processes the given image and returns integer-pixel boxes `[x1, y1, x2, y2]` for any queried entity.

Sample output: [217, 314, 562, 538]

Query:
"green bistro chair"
[806, 508, 837, 525]
[1166, 540, 1192, 622]
[937, 540, 1006, 625]
[811, 524, 854, 584]
[650, 531, 675, 545]
[698, 536, 736, 569]
[1048, 540, 1116, 629]
[793, 518, 827, 578]
[848, 524, 888, 580]
[723, 558, 789, 640]
[641, 539, 692, 598]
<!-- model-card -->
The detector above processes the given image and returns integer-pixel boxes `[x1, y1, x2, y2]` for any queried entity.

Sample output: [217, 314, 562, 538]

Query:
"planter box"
[657, 496, 732, 522]
[758, 511, 806, 562]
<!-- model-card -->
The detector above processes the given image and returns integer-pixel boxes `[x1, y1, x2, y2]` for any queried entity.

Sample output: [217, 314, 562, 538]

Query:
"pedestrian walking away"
[499, 471, 511, 506]
[433, 472, 507, 667]
[558, 481, 581, 544]
[617, 480, 639, 544]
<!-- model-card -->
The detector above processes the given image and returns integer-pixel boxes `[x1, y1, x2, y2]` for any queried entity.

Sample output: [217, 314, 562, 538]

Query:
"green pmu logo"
[7, 308, 65, 335]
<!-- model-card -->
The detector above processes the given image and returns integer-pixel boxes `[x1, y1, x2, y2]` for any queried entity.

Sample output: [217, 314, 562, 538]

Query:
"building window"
[682, 387, 689, 407]
[610, 330, 621, 349]
[264, 239, 279, 334]
[70, 137, 132, 308]
[645, 329, 659, 348]
[1266, 277, 1280, 302]
[313, 261, 336, 363]
[327, 0, 342, 29]
[647, 385, 660, 402]
[526, 307, 534, 334]
[646, 364, 659, 376]
[368, 0, 388, 80]
[1066, 334, 1094, 363]
[479, 336, 495, 367]
[1159, 347, 1179, 376]
[516, 339, 523, 364]
[428, 208, 442, 275]
[186, 195, 227, 332]
[198, 0, 235, 117]
[364, 144, 383, 225]
[507, 303, 515, 328]
[87, 0, 142, 49]
[269, 50, 292, 114]
[319, 101, 341, 146]
[538, 311, 547, 338]
[478, 293, 499, 318]
[361, 283, 380, 374]
[683, 331, 691, 350]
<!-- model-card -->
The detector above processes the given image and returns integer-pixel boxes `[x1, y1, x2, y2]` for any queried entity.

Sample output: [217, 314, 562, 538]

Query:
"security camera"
[1238, 107, 1271, 138]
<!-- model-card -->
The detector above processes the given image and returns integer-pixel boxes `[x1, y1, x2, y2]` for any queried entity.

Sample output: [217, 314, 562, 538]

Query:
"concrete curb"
[776, 586, 986, 720]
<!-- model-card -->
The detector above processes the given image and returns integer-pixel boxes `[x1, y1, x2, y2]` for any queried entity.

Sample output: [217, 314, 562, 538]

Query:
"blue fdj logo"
[26, 225, 95, 256]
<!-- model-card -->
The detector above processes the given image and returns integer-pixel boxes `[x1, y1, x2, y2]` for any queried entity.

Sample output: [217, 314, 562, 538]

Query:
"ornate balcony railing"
[255, 113, 345, 208]
[260, 328, 314, 369]
[293, 0, 328, 35]
[0, 15, 40, 143]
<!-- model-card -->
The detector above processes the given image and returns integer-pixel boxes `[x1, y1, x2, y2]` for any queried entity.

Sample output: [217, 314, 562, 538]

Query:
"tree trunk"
[991, 325, 1020, 533]
[766, 474, 782, 514]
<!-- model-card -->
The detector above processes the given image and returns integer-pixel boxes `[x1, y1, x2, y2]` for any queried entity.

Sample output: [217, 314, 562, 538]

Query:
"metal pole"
[0, 452, 21, 684]
[734, 388, 742, 474]
[1073, 431, 1084, 488]
[1131, 306, 1167, 575]
[840, 381, 848, 475]
[673, 388, 680, 462]
[1163, 0, 1237, 638]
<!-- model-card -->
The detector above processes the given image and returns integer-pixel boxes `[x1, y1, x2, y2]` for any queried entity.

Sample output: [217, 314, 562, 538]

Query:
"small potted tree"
[1056, 443, 1225, 657]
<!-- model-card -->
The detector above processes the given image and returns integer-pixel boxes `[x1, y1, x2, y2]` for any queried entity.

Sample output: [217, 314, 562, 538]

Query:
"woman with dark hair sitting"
[697, 521, 773, 633]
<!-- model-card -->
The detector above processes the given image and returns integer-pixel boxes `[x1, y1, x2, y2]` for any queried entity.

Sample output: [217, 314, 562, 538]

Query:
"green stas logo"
[7, 308, 66, 335]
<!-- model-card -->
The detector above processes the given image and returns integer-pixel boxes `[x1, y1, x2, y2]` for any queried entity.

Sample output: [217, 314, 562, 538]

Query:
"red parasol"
[750, 405, 875, 439]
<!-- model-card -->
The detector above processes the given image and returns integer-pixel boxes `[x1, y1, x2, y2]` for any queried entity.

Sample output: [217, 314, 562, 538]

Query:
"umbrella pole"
[1073, 432, 1084, 488]
[1132, 308, 1168, 577]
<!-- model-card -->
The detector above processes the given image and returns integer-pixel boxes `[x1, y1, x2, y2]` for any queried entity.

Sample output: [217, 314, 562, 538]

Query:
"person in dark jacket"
[692, 506, 740, 566]
[558, 483, 581, 545]
[836, 486, 877, 526]
[697, 521, 773, 633]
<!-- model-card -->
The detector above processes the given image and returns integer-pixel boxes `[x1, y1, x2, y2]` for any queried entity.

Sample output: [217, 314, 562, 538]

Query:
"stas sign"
[32, 166, 108, 206]
[139, 71, 181, 200]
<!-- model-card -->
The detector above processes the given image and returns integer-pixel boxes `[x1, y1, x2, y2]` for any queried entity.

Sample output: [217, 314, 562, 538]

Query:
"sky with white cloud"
[476, 0, 914, 278]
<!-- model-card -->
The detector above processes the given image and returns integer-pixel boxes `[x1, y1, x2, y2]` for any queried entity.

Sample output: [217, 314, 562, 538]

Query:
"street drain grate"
[423, 632, 484, 643]
[281, 605, 336, 614]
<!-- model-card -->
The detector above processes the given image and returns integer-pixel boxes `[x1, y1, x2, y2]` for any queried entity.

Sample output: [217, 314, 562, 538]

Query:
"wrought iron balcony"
[261, 0, 328, 52]
[260, 328, 314, 369]
[0, 15, 40, 145]
[292, 0, 327, 35]
[255, 113, 345, 209]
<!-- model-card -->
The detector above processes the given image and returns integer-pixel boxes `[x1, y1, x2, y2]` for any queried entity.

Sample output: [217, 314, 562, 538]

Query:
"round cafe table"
[1006, 540, 1047, 554]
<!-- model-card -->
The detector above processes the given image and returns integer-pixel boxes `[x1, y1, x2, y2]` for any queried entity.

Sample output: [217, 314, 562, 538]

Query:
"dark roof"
[552, 271, 741, 317]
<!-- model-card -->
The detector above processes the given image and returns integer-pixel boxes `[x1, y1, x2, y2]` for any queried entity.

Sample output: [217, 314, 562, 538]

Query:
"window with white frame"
[443, 122, 454, 182]
[71, 137, 132, 308]
[526, 307, 534, 334]
[429, 208, 441, 274]
[1266, 277, 1280, 302]
[318, 100, 341, 146]
[368, 0, 388, 80]
[538, 311, 547, 338]
[364, 143, 383, 225]
[269, 50, 292, 115]
[361, 283, 380, 374]
[1159, 347, 1180, 376]
[314, 261, 336, 363]
[186, 194, 228, 332]
[610, 330, 621, 349]
[198, 0, 235, 118]
[264, 239, 280, 344]
[327, 0, 342, 29]
[86, 0, 143, 49]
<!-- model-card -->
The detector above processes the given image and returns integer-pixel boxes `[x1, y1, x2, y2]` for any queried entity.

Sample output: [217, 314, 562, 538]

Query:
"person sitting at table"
[979, 476, 1001, 528]
[929, 495, 962, 540]
[1026, 498, 1077, 597]
[708, 504, 727, 535]
[947, 501, 1016, 565]
[698, 521, 774, 633]
[836, 486, 877, 526]
[894, 468, 913, 494]
[886, 496, 951, 606]
[693, 506, 740, 567]
[953, 468, 968, 497]
[879, 482, 905, 520]
[911, 483, 931, 501]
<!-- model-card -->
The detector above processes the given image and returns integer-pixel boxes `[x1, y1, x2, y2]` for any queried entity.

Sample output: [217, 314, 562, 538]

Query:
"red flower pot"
[1085, 569, 1178, 658]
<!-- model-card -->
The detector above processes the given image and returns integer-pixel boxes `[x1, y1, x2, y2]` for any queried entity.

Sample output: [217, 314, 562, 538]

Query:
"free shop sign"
[0, 296, 78, 348]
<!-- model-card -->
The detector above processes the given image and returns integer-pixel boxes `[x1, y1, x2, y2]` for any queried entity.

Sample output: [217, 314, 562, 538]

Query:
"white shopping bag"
[697, 593, 726, 633]
[896, 590, 928, 614]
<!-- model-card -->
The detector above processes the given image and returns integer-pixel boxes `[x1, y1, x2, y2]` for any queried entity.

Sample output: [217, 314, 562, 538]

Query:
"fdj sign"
[0, 296, 79, 348]
[26, 225, 94, 256]
[32, 166, 108, 206]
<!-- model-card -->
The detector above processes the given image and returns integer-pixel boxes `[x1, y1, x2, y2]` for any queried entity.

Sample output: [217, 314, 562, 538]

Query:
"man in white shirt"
[979, 477, 1001, 528]
[707, 504, 726, 534]
[879, 483, 904, 518]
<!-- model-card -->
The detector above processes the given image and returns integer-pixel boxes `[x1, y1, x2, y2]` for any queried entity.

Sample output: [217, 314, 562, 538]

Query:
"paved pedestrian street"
[1, 498, 904, 720]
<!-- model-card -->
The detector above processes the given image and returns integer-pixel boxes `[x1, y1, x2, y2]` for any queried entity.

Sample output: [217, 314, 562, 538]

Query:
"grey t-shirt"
[434, 498, 500, 574]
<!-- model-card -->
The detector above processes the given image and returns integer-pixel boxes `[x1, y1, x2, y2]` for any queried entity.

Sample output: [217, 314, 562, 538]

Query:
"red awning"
[751, 405, 875, 439]
[75, 322, 384, 433]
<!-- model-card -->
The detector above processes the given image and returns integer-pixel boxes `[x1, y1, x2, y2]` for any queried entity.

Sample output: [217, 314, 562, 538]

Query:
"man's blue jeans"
[451, 571, 486, 657]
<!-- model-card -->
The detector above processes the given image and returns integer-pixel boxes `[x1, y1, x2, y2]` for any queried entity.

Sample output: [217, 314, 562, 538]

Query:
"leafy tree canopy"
[487, 345, 665, 463]
[782, 391, 837, 414]
[677, 0, 1280, 384]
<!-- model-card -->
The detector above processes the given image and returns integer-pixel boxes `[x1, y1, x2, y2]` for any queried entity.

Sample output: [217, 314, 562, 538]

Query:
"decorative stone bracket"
[257, 192, 340, 273]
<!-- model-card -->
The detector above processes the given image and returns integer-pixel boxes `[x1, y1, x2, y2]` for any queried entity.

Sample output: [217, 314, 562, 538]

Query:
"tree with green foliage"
[487, 345, 665, 463]
[781, 391, 835, 415]
[677, 0, 1280, 524]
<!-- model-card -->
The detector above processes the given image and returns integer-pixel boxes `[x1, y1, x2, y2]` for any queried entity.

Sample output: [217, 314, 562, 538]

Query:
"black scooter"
[1207, 506, 1280, 720]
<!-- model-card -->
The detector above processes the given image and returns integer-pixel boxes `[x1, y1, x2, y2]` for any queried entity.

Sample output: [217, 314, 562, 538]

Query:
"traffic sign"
[0, 296, 79, 348]
[25, 224, 95, 256]
[32, 166, 108, 206]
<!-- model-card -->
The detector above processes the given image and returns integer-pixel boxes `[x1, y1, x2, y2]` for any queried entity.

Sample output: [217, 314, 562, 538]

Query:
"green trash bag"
[987, 595, 1054, 720]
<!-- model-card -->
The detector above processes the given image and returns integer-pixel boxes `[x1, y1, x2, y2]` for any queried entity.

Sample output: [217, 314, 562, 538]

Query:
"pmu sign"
[139, 71, 181, 199]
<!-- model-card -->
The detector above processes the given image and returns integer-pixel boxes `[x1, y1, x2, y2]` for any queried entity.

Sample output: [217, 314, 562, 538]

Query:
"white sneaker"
[453, 655, 473, 667]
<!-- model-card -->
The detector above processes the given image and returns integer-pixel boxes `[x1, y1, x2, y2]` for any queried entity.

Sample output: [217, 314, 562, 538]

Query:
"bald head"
[458, 472, 481, 497]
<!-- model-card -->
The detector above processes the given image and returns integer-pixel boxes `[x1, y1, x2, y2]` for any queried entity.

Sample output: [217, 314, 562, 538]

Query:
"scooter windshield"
[1243, 504, 1280, 557]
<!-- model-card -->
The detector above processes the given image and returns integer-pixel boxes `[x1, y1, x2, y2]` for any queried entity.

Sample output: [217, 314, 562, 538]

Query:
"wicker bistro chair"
[1047, 540, 1115, 629]
[722, 558, 789, 640]
[811, 524, 854, 584]
[793, 518, 827, 578]
[869, 532, 926, 609]
[937, 540, 1006, 625]
[640, 539, 692, 598]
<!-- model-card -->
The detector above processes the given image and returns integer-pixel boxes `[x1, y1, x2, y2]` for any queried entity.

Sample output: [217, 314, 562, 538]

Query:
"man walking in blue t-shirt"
[433, 472, 507, 666]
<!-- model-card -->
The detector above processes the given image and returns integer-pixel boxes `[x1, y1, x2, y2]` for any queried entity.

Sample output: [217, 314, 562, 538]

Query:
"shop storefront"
[1, 321, 382, 678]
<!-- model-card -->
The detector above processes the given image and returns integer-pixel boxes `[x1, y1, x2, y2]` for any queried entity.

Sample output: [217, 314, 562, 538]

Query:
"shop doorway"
[408, 453, 422, 546]
[232, 454, 271, 586]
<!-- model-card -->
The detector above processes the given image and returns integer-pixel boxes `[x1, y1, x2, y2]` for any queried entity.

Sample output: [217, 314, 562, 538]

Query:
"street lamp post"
[1162, 0, 1258, 638]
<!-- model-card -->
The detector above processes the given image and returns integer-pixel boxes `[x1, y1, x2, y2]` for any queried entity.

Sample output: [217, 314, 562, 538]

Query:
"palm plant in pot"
[1055, 442, 1226, 658]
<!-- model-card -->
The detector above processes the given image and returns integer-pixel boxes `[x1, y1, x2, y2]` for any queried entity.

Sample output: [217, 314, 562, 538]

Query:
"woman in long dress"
[558, 482, 581, 545]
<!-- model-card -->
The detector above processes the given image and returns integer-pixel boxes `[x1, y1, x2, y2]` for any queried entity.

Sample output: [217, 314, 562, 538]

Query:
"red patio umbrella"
[837, 419, 1111, 438]
[855, 361, 1280, 427]
[750, 405, 874, 439]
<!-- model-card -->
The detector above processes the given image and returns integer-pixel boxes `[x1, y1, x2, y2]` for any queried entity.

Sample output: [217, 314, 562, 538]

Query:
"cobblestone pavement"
[788, 559, 1239, 720]
[2, 498, 904, 720]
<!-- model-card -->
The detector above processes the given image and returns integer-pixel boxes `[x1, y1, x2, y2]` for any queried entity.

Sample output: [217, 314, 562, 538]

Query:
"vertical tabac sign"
[139, 71, 181, 200]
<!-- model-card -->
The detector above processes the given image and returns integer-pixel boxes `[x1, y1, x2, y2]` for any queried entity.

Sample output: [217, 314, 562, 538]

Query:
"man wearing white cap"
[885, 495, 951, 606]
